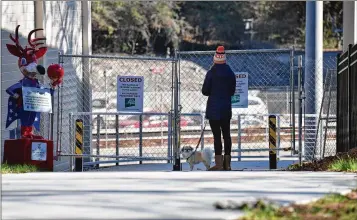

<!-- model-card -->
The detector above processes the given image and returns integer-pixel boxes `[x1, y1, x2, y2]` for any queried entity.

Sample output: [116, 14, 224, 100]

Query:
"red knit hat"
[213, 46, 226, 64]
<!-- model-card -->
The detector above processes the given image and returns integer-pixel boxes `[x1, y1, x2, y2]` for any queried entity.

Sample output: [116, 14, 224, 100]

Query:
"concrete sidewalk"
[2, 169, 357, 219]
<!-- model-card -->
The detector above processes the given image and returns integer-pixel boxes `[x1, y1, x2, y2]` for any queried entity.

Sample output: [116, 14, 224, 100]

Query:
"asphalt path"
[2, 162, 356, 220]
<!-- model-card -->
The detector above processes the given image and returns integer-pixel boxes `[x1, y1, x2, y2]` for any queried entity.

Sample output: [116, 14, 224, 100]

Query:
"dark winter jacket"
[202, 63, 236, 120]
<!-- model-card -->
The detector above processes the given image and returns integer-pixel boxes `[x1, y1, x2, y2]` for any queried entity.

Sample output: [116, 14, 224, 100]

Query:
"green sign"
[125, 98, 136, 108]
[231, 94, 240, 104]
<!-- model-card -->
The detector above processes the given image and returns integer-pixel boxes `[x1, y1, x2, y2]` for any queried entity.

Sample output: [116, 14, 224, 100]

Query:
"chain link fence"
[296, 55, 338, 161]
[56, 54, 176, 168]
[53, 49, 340, 170]
[177, 49, 295, 159]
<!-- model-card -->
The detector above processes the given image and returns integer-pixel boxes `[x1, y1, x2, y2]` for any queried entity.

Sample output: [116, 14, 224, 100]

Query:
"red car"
[119, 115, 193, 128]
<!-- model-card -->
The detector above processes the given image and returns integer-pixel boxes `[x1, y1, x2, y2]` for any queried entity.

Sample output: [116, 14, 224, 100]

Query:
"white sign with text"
[31, 142, 47, 161]
[22, 87, 52, 113]
[232, 72, 249, 108]
[117, 76, 144, 112]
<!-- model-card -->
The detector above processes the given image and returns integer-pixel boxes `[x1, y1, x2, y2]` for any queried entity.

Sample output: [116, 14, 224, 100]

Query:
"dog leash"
[186, 119, 207, 160]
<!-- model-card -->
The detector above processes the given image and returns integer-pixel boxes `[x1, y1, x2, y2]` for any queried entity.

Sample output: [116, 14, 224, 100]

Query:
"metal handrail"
[178, 48, 292, 55]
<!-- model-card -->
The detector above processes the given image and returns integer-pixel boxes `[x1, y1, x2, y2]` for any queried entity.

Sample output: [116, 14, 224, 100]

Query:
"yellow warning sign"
[269, 115, 277, 154]
[75, 119, 83, 156]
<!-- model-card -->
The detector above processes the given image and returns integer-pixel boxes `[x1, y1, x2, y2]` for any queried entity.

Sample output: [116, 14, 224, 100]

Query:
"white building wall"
[343, 1, 357, 51]
[1, 1, 36, 161]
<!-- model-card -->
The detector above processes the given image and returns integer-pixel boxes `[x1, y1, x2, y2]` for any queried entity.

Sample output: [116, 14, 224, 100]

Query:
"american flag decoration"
[33, 113, 41, 131]
[6, 96, 41, 131]
[6, 96, 19, 129]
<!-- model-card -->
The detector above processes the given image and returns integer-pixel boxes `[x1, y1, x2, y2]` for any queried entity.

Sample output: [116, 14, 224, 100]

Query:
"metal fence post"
[139, 114, 143, 164]
[322, 70, 334, 158]
[298, 55, 303, 167]
[67, 113, 73, 163]
[96, 115, 100, 169]
[336, 53, 341, 153]
[115, 114, 119, 166]
[173, 50, 181, 171]
[290, 48, 296, 154]
[59, 83, 64, 159]
[68, 113, 73, 165]
[167, 111, 172, 163]
[348, 44, 352, 153]
[238, 114, 241, 161]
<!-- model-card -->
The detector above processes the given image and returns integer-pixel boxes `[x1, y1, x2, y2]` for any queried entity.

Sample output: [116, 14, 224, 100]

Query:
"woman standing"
[202, 46, 236, 171]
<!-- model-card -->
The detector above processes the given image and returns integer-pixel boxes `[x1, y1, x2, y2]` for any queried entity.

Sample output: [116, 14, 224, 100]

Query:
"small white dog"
[180, 146, 213, 171]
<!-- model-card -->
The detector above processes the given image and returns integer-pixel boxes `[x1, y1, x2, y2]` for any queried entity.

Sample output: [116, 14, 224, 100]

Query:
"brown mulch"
[234, 189, 357, 220]
[288, 148, 357, 171]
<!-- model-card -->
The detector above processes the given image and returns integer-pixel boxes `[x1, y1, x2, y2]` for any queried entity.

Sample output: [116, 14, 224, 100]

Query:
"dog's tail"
[202, 147, 213, 165]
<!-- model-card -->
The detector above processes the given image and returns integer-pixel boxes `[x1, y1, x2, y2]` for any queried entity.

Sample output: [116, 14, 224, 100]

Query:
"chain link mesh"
[177, 49, 294, 158]
[58, 55, 175, 167]
[55, 50, 339, 168]
[301, 56, 338, 160]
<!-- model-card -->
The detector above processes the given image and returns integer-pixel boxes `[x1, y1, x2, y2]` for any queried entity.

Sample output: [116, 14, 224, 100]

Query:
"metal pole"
[305, 1, 323, 160]
[173, 50, 181, 171]
[56, 86, 60, 155]
[167, 111, 172, 163]
[298, 56, 303, 167]
[314, 66, 329, 159]
[139, 114, 143, 164]
[68, 113, 73, 164]
[286, 86, 289, 115]
[238, 115, 241, 161]
[115, 114, 119, 166]
[59, 83, 64, 158]
[51, 52, 61, 141]
[319, 122, 323, 159]
[96, 115, 100, 168]
[104, 71, 108, 149]
[323, 70, 333, 158]
[290, 48, 296, 154]
[51, 89, 56, 141]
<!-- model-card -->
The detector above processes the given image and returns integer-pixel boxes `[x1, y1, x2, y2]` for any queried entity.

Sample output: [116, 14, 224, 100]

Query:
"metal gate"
[55, 54, 177, 169]
[174, 49, 296, 165]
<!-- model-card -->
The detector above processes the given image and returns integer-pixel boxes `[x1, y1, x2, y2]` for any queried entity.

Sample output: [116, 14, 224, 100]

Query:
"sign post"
[269, 115, 277, 169]
[75, 119, 83, 172]
[232, 72, 249, 108]
[117, 76, 144, 112]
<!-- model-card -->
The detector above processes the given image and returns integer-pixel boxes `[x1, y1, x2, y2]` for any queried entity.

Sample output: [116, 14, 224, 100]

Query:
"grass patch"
[1, 163, 39, 174]
[329, 158, 357, 172]
[238, 189, 357, 220]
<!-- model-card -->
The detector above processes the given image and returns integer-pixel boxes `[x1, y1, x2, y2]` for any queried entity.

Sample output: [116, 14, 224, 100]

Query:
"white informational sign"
[232, 72, 249, 108]
[117, 76, 144, 112]
[22, 87, 52, 113]
[31, 142, 47, 161]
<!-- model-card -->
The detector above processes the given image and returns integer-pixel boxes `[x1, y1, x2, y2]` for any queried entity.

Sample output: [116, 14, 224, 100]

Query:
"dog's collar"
[186, 150, 197, 161]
